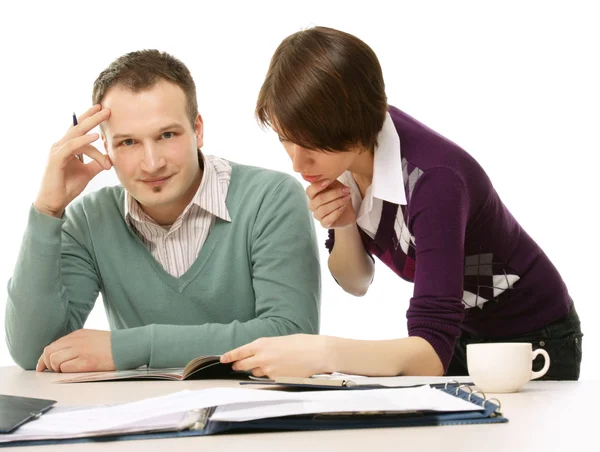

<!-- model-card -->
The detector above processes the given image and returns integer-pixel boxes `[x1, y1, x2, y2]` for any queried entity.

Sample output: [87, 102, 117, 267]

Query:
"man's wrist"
[33, 201, 64, 219]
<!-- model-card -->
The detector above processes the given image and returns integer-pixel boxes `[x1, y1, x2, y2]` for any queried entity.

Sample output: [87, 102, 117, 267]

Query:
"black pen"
[72, 112, 84, 162]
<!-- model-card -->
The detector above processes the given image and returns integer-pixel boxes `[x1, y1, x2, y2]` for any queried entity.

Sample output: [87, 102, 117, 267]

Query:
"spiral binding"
[443, 380, 502, 414]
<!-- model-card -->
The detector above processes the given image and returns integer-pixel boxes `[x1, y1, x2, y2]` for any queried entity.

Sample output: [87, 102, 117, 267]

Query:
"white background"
[0, 0, 597, 378]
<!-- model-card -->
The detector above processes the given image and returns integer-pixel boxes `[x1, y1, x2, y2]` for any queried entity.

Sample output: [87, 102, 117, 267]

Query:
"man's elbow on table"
[6, 338, 40, 371]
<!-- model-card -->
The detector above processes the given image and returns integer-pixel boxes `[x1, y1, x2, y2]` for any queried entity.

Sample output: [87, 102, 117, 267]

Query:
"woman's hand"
[221, 334, 333, 378]
[306, 180, 356, 229]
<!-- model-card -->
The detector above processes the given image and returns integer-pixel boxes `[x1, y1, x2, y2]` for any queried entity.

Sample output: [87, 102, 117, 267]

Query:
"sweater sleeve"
[406, 167, 469, 372]
[5, 205, 100, 369]
[111, 176, 321, 369]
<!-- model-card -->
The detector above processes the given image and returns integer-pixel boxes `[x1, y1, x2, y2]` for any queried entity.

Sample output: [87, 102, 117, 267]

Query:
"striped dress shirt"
[124, 154, 232, 278]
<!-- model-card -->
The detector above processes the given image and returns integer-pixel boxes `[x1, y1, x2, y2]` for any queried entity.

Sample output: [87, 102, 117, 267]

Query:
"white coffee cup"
[466, 342, 550, 393]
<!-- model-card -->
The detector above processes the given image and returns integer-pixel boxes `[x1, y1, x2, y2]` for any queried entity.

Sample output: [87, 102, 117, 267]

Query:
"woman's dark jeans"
[446, 302, 583, 380]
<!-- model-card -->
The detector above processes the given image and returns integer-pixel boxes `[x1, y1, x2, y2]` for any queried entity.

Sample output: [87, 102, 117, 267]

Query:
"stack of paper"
[0, 386, 485, 444]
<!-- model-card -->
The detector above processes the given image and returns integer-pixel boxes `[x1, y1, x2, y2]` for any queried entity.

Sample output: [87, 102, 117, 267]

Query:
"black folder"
[0, 394, 56, 433]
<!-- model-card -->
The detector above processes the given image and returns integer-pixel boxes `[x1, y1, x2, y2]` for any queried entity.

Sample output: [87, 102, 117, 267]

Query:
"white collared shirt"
[125, 154, 232, 278]
[339, 112, 406, 238]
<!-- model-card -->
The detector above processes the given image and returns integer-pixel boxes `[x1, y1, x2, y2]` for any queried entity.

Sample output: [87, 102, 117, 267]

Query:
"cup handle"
[530, 348, 551, 380]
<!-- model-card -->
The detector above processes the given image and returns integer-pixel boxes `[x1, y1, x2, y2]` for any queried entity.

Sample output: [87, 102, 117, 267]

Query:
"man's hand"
[34, 105, 112, 218]
[36, 329, 115, 373]
[306, 179, 357, 229]
[221, 334, 332, 378]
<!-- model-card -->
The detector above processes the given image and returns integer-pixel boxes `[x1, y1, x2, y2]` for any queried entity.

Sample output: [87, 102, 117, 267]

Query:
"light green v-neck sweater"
[5, 162, 320, 370]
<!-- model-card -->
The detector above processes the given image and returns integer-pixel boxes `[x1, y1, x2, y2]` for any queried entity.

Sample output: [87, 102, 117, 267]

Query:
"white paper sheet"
[0, 411, 195, 443]
[0, 388, 306, 442]
[310, 373, 473, 387]
[211, 386, 483, 422]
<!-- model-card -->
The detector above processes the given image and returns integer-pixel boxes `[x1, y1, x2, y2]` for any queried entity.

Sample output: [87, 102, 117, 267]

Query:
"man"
[5, 50, 320, 373]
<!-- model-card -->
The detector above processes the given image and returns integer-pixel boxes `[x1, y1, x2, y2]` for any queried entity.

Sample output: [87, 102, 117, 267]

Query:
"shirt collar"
[189, 154, 231, 222]
[371, 111, 407, 205]
[339, 112, 407, 208]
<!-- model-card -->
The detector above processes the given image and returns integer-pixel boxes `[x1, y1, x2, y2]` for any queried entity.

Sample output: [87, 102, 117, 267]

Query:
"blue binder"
[0, 383, 507, 448]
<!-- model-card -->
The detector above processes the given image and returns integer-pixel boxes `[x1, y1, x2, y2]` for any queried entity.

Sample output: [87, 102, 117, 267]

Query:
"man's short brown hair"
[256, 26, 388, 153]
[92, 49, 198, 128]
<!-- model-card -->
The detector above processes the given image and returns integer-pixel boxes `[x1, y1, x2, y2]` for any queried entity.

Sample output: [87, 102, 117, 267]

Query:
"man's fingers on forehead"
[77, 104, 103, 122]
[76, 109, 111, 134]
[90, 108, 111, 122]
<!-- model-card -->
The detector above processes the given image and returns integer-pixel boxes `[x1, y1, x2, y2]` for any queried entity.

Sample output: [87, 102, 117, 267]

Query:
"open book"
[56, 355, 241, 383]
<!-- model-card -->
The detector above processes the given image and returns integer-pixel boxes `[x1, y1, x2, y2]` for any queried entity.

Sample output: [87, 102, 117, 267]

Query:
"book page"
[55, 368, 185, 384]
[183, 355, 222, 379]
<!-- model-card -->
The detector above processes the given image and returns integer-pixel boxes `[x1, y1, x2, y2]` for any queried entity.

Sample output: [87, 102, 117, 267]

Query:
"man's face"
[101, 80, 203, 223]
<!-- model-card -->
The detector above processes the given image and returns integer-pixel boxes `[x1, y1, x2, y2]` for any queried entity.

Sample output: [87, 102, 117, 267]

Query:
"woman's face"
[278, 136, 361, 185]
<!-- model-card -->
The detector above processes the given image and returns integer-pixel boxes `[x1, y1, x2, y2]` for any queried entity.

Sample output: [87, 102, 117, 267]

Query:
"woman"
[221, 26, 583, 379]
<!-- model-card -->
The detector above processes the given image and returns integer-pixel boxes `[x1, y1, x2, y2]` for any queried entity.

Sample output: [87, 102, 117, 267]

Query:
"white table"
[0, 366, 596, 451]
